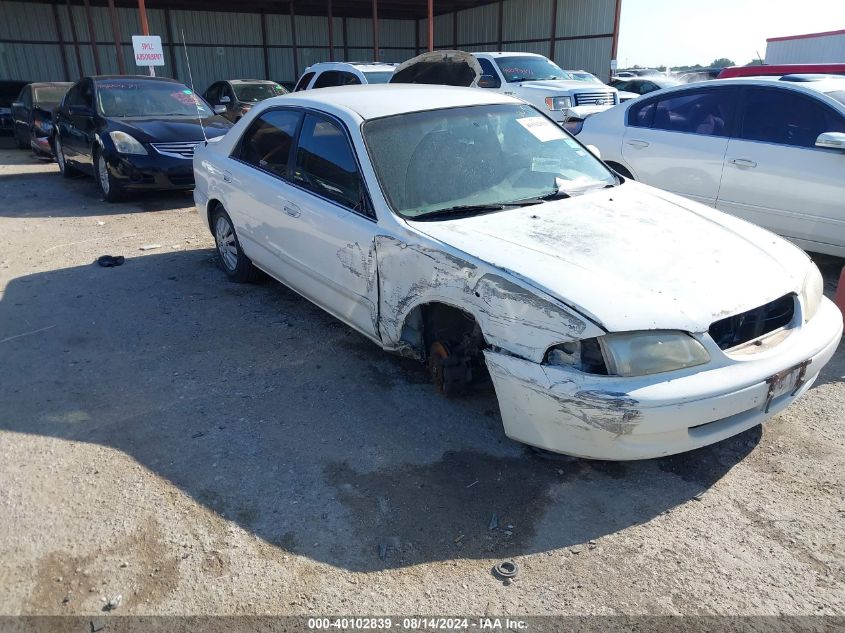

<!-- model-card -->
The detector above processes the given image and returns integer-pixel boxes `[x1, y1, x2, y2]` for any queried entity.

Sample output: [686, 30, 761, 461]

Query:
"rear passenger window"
[628, 99, 656, 127]
[293, 114, 366, 213]
[738, 88, 845, 147]
[294, 72, 315, 92]
[338, 72, 362, 86]
[651, 90, 731, 136]
[237, 109, 302, 178]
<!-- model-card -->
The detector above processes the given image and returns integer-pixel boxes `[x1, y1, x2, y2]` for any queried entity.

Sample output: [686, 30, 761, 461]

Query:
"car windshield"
[363, 71, 394, 84]
[233, 82, 287, 102]
[363, 103, 617, 220]
[568, 72, 600, 82]
[494, 56, 566, 82]
[96, 80, 212, 117]
[825, 90, 845, 106]
[34, 85, 69, 105]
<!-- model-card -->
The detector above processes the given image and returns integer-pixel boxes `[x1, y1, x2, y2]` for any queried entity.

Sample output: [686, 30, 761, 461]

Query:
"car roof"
[260, 84, 518, 120]
[627, 77, 845, 107]
[28, 82, 74, 88]
[227, 79, 279, 84]
[305, 61, 397, 71]
[474, 51, 544, 58]
[90, 75, 181, 83]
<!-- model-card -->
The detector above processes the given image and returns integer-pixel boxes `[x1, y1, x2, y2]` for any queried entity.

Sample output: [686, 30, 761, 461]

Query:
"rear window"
[362, 71, 393, 84]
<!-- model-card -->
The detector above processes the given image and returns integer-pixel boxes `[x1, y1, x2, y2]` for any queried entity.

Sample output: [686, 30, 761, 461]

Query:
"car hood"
[109, 116, 231, 143]
[515, 79, 614, 93]
[390, 50, 482, 86]
[408, 182, 810, 333]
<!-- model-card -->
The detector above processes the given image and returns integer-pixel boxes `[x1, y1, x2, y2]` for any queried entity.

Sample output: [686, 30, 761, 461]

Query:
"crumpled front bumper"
[485, 297, 843, 460]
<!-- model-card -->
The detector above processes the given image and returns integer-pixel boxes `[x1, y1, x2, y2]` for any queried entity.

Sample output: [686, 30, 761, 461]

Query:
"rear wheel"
[54, 135, 78, 178]
[212, 206, 260, 283]
[15, 129, 29, 150]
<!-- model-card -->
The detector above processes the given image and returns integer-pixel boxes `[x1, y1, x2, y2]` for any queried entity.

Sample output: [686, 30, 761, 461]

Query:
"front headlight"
[800, 264, 823, 322]
[599, 331, 710, 376]
[545, 96, 572, 111]
[108, 131, 147, 155]
[547, 331, 710, 377]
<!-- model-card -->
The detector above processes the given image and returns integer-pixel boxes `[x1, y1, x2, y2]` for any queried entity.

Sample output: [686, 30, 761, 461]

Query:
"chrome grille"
[151, 141, 201, 159]
[574, 91, 617, 106]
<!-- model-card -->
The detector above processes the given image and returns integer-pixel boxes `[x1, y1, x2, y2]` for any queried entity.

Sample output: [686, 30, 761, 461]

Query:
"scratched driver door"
[279, 112, 380, 340]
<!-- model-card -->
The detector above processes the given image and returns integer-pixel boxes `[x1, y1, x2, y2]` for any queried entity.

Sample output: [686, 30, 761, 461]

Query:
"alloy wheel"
[97, 154, 110, 195]
[214, 215, 238, 271]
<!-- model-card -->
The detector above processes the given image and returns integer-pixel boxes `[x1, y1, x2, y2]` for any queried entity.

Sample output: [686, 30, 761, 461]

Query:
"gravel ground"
[0, 139, 844, 618]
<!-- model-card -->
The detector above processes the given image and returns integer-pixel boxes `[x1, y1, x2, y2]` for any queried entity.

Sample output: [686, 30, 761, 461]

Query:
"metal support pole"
[66, 0, 84, 77]
[497, 0, 503, 51]
[261, 11, 270, 78]
[106, 0, 126, 74]
[82, 0, 101, 74]
[427, 0, 433, 52]
[52, 2, 72, 80]
[549, 0, 557, 61]
[372, 0, 379, 61]
[327, 0, 334, 61]
[164, 8, 177, 78]
[342, 16, 348, 61]
[290, 1, 299, 79]
[137, 0, 154, 75]
[452, 10, 457, 49]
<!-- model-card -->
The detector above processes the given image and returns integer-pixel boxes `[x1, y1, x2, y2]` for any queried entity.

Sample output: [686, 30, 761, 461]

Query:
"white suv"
[293, 62, 398, 91]
[392, 51, 619, 125]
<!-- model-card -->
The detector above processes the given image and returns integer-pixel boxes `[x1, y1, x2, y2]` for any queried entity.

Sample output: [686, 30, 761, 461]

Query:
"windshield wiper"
[412, 199, 547, 221]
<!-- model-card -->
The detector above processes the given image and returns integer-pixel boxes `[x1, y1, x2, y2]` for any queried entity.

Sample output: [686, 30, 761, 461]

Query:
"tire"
[54, 135, 78, 178]
[95, 150, 124, 202]
[15, 130, 29, 150]
[211, 206, 260, 283]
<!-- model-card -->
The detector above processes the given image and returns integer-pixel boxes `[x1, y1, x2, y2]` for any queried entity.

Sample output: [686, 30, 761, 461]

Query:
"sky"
[616, 0, 843, 68]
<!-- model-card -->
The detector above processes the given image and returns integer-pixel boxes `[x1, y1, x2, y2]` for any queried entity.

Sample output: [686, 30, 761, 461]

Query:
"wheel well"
[207, 199, 223, 232]
[606, 161, 634, 180]
[400, 302, 484, 360]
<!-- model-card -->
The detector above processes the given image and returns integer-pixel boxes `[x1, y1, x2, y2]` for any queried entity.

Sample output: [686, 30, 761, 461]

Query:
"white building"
[765, 29, 845, 64]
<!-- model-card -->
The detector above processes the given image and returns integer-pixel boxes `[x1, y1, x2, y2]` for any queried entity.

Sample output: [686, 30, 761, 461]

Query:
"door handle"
[223, 170, 232, 183]
[730, 158, 757, 168]
[283, 204, 301, 218]
[626, 139, 650, 149]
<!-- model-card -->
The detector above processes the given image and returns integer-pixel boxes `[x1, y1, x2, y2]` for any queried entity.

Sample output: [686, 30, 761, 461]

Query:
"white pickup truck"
[391, 50, 619, 126]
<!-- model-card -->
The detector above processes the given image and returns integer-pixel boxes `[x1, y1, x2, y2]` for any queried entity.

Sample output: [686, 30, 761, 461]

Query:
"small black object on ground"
[493, 560, 518, 580]
[97, 255, 124, 268]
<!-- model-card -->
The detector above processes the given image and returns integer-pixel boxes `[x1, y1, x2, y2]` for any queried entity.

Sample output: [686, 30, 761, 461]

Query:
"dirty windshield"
[96, 80, 212, 118]
[495, 56, 567, 82]
[363, 103, 616, 220]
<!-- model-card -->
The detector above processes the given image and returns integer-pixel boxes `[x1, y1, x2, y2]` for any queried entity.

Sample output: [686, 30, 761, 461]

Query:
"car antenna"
[181, 27, 208, 145]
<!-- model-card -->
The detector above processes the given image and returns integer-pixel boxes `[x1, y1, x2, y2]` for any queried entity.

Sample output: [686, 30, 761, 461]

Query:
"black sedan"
[203, 79, 287, 122]
[1, 80, 29, 137]
[11, 82, 72, 155]
[53, 75, 231, 201]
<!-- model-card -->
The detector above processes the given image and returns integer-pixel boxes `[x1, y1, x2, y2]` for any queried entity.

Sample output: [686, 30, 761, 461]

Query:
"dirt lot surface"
[1, 140, 844, 618]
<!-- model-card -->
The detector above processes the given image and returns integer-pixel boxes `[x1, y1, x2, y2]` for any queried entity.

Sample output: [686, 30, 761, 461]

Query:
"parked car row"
[192, 83, 842, 460]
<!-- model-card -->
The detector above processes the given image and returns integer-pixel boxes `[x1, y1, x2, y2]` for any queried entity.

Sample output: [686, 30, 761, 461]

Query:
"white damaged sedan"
[193, 85, 842, 460]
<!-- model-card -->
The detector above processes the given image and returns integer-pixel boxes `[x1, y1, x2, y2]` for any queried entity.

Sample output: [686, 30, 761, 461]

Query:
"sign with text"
[132, 35, 165, 66]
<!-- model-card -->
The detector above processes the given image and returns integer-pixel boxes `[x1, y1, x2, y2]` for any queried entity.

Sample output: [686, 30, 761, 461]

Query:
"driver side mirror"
[69, 104, 94, 117]
[815, 132, 845, 151]
[219, 95, 231, 104]
[12, 101, 24, 109]
[213, 105, 227, 114]
[477, 74, 499, 89]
